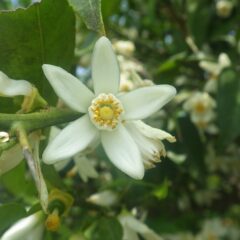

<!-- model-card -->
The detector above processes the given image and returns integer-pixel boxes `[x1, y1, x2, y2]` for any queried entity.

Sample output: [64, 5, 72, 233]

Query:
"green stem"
[0, 108, 81, 134]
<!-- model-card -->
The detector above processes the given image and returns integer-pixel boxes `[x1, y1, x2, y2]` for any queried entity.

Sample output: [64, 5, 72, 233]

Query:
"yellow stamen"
[88, 93, 124, 131]
[99, 106, 114, 120]
[45, 209, 60, 232]
[194, 102, 206, 113]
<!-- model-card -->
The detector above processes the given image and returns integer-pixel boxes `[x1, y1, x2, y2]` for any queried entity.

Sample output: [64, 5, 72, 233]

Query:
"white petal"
[134, 120, 176, 142]
[43, 115, 99, 164]
[126, 121, 166, 169]
[199, 61, 220, 76]
[42, 64, 94, 112]
[120, 215, 163, 240]
[123, 226, 139, 240]
[1, 212, 44, 240]
[101, 124, 144, 179]
[73, 155, 98, 182]
[218, 53, 231, 68]
[0, 71, 32, 96]
[119, 85, 176, 120]
[0, 144, 23, 176]
[92, 37, 120, 95]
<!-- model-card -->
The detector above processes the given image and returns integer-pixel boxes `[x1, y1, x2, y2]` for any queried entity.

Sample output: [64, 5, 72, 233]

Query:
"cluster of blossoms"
[113, 39, 153, 92]
[183, 91, 217, 132]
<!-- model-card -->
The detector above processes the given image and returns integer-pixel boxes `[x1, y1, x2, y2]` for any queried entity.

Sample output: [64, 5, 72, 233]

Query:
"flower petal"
[43, 115, 99, 164]
[133, 120, 176, 142]
[101, 124, 144, 179]
[92, 37, 120, 95]
[42, 64, 94, 112]
[73, 155, 98, 182]
[0, 145, 23, 176]
[126, 121, 166, 169]
[0, 71, 32, 96]
[119, 85, 176, 120]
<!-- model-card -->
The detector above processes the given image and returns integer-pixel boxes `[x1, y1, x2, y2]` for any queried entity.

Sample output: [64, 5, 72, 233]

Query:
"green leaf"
[152, 179, 169, 200]
[186, 0, 212, 47]
[0, 0, 75, 106]
[0, 203, 27, 235]
[217, 68, 240, 148]
[0, 161, 36, 202]
[85, 217, 123, 240]
[68, 0, 105, 35]
[178, 115, 206, 173]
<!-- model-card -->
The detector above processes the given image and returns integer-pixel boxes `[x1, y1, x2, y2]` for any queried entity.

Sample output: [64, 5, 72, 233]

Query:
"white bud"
[113, 40, 135, 57]
[86, 190, 118, 207]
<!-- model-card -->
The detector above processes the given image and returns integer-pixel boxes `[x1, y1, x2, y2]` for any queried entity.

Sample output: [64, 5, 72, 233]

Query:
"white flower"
[199, 53, 231, 92]
[1, 212, 44, 240]
[119, 214, 163, 240]
[199, 53, 231, 77]
[113, 40, 135, 57]
[42, 36, 176, 179]
[86, 190, 118, 207]
[216, 0, 234, 18]
[0, 71, 32, 97]
[183, 92, 217, 130]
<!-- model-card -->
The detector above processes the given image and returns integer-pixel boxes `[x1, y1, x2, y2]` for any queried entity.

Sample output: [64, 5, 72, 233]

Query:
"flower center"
[88, 93, 124, 131]
[194, 102, 206, 113]
[99, 106, 114, 120]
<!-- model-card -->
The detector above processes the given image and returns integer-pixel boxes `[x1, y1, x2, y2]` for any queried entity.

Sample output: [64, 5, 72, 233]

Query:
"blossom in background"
[119, 214, 163, 240]
[196, 218, 240, 240]
[216, 0, 234, 18]
[86, 190, 118, 207]
[199, 53, 231, 92]
[120, 71, 154, 92]
[1, 212, 44, 240]
[183, 92, 217, 133]
[42, 36, 176, 179]
[113, 40, 136, 57]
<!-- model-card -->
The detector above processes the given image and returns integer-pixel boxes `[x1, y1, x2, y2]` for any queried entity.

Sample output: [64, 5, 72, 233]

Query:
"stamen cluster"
[88, 93, 124, 130]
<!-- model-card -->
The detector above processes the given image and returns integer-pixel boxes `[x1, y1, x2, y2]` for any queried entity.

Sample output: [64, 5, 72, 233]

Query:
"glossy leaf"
[217, 68, 240, 148]
[0, 0, 75, 106]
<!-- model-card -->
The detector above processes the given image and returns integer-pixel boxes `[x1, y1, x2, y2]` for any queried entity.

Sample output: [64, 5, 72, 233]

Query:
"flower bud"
[86, 190, 118, 207]
[113, 40, 135, 57]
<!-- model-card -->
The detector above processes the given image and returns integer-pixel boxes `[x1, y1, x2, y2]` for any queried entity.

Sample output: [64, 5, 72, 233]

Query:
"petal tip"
[97, 36, 111, 45]
[126, 164, 145, 180]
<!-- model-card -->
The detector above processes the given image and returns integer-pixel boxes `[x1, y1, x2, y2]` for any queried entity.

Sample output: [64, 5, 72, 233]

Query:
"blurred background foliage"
[0, 0, 240, 239]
